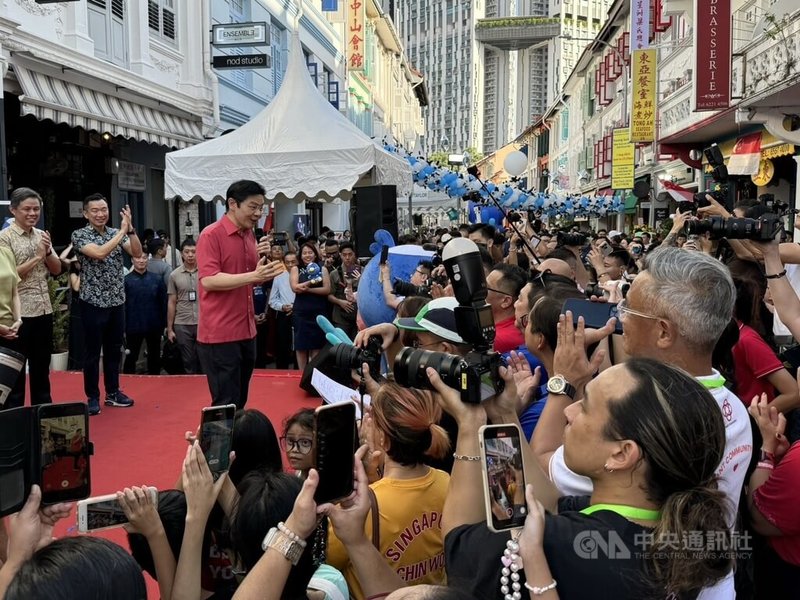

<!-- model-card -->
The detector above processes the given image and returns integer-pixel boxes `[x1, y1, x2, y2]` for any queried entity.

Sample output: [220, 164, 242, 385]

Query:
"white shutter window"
[87, 0, 127, 67]
[149, 0, 177, 43]
[162, 0, 176, 40]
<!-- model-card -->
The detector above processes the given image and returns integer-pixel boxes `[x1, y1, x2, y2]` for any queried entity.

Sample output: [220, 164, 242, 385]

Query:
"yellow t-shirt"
[326, 467, 450, 600]
[0, 247, 20, 326]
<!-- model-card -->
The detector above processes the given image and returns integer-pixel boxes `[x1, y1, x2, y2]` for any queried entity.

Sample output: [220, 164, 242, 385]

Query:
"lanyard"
[699, 375, 726, 390]
[580, 503, 662, 521]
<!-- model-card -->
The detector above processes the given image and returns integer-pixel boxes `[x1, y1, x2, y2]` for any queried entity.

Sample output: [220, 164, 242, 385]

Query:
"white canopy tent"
[164, 32, 412, 204]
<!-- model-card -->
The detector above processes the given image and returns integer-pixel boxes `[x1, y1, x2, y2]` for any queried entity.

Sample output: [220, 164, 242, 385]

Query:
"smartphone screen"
[314, 402, 357, 504]
[480, 424, 527, 532]
[79, 488, 158, 532]
[380, 246, 389, 265]
[562, 298, 623, 334]
[38, 403, 90, 504]
[199, 405, 236, 479]
[85, 497, 129, 531]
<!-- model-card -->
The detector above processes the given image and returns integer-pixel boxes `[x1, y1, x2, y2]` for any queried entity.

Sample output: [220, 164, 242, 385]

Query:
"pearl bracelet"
[525, 580, 558, 595]
[277, 521, 307, 548]
[453, 453, 481, 461]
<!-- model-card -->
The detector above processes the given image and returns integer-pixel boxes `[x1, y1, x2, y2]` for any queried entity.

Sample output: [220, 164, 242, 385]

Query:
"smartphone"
[479, 424, 527, 532]
[199, 405, 236, 480]
[313, 402, 357, 504]
[562, 298, 623, 334]
[38, 403, 91, 504]
[599, 243, 613, 257]
[77, 487, 158, 533]
[380, 246, 389, 265]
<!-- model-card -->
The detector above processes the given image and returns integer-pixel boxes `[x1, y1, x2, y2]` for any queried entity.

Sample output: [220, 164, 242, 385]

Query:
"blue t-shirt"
[520, 388, 548, 441]
[502, 345, 549, 441]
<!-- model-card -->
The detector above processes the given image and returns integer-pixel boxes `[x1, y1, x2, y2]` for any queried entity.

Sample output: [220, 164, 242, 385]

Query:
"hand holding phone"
[562, 298, 623, 335]
[480, 424, 527, 532]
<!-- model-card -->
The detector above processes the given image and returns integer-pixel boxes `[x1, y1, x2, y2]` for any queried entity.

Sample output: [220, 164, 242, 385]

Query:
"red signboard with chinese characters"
[694, 0, 731, 111]
[347, 0, 365, 72]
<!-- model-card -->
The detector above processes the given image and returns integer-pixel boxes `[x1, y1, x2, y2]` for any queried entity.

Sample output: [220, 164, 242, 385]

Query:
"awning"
[13, 61, 203, 149]
[624, 193, 638, 214]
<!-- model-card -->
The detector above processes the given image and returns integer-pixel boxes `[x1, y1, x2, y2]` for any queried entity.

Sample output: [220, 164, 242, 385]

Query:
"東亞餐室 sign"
[212, 22, 269, 47]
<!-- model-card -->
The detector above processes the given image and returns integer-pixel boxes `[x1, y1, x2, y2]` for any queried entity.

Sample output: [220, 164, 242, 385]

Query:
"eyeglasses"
[245, 204, 265, 214]
[487, 286, 513, 297]
[617, 298, 661, 322]
[280, 437, 313, 454]
[530, 269, 552, 290]
[411, 339, 442, 349]
[414, 268, 430, 276]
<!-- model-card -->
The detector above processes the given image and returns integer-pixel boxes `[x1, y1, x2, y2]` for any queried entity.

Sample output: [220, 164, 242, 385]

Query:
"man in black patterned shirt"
[71, 194, 142, 415]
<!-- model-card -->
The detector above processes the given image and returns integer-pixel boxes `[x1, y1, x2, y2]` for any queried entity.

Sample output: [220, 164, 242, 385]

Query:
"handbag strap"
[367, 487, 380, 549]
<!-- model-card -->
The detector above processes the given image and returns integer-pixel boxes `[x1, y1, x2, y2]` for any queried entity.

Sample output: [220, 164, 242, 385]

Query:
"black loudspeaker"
[351, 185, 398, 257]
[299, 343, 353, 397]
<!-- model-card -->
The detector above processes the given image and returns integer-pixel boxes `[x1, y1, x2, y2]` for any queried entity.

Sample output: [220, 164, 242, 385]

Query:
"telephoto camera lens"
[393, 347, 464, 393]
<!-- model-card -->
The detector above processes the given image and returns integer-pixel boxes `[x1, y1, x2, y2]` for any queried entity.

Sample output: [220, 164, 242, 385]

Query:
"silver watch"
[262, 527, 304, 565]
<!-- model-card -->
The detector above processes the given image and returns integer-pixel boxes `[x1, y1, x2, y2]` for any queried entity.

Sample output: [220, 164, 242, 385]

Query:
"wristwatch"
[261, 527, 304, 565]
[547, 375, 577, 400]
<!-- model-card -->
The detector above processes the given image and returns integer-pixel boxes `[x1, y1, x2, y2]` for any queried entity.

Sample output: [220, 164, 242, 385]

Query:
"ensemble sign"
[212, 54, 271, 70]
[630, 49, 657, 142]
[212, 22, 269, 47]
[694, 0, 732, 110]
[611, 128, 635, 190]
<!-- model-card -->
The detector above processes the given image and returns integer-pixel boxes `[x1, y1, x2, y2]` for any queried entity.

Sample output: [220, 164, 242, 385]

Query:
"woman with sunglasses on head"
[326, 383, 451, 600]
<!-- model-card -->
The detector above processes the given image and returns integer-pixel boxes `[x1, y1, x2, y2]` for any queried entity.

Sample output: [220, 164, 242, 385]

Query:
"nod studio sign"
[212, 54, 271, 69]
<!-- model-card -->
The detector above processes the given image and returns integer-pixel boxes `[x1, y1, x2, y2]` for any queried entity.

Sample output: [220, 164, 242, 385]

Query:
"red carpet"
[43, 369, 319, 598]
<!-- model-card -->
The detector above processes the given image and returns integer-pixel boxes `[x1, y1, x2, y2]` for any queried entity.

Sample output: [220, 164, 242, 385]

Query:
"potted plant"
[49, 274, 70, 371]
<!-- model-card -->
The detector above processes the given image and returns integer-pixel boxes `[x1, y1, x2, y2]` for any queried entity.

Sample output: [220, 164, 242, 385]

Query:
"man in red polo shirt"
[485, 263, 527, 353]
[196, 180, 284, 408]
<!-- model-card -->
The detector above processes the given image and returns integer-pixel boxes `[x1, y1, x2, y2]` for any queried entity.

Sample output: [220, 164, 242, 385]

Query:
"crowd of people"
[0, 181, 799, 599]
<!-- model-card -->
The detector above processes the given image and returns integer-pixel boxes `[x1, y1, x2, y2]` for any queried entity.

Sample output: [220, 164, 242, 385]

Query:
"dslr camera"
[394, 239, 505, 404]
[392, 269, 449, 299]
[331, 335, 383, 377]
[685, 214, 783, 242]
[557, 230, 587, 247]
[685, 194, 789, 242]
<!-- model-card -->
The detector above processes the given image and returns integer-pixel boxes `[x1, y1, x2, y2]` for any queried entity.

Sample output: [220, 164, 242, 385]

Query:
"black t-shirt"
[445, 496, 669, 600]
